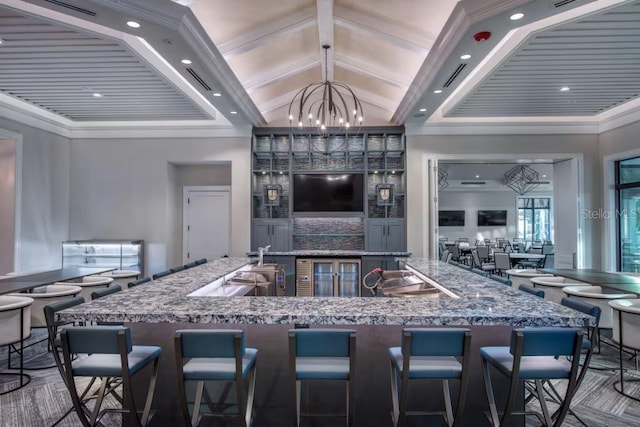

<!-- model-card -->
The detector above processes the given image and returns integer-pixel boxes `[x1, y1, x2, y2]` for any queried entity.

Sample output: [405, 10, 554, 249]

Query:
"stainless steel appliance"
[296, 259, 361, 297]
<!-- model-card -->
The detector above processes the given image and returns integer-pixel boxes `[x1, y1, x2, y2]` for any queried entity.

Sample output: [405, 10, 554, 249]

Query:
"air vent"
[443, 64, 467, 88]
[45, 0, 97, 16]
[537, 181, 551, 184]
[553, 0, 577, 8]
[186, 68, 212, 91]
[461, 181, 486, 185]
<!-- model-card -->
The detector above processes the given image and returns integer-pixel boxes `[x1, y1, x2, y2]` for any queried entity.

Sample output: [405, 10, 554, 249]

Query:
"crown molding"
[69, 122, 252, 139]
[406, 121, 599, 136]
[0, 94, 72, 138]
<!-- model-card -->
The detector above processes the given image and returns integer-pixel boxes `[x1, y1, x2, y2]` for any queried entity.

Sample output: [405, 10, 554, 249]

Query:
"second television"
[477, 210, 507, 226]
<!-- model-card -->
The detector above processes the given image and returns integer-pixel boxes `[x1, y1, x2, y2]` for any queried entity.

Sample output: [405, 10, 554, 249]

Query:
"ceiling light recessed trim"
[92, 93, 103, 98]
[460, 54, 471, 60]
[213, 92, 221, 97]
[126, 21, 141, 29]
[419, 108, 427, 112]
[510, 13, 524, 21]
[181, 59, 192, 65]
[434, 90, 443, 94]
[560, 86, 571, 92]
[230, 111, 237, 115]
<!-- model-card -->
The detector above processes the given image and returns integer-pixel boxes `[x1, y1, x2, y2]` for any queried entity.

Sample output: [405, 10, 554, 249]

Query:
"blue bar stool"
[60, 326, 162, 427]
[174, 329, 258, 427]
[388, 328, 471, 427]
[289, 328, 356, 427]
[481, 327, 584, 427]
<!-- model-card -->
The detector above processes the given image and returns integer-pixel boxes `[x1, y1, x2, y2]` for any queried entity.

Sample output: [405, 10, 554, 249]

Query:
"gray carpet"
[2, 331, 640, 426]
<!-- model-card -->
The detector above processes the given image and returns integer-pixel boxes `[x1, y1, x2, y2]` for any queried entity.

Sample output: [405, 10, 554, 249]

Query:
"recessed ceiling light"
[542, 174, 547, 178]
[213, 92, 221, 97]
[0, 37, 4, 45]
[434, 90, 443, 94]
[560, 86, 570, 92]
[475, 175, 480, 178]
[230, 111, 237, 114]
[460, 54, 471, 60]
[419, 108, 427, 112]
[92, 93, 103, 98]
[181, 59, 192, 65]
[127, 21, 141, 28]
[510, 12, 524, 21]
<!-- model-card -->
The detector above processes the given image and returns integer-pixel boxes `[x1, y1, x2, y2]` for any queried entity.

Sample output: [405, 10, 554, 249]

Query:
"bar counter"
[59, 257, 591, 327]
[57, 258, 592, 427]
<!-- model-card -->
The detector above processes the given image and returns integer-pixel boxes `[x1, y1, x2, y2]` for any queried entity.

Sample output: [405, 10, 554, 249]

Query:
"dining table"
[0, 267, 116, 295]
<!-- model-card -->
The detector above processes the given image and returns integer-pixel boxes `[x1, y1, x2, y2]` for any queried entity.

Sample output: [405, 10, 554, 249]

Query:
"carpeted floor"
[2, 331, 640, 426]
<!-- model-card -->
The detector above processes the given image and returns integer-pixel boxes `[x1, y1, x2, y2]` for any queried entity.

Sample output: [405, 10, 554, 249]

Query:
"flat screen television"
[439, 210, 465, 226]
[293, 173, 364, 212]
[477, 210, 507, 226]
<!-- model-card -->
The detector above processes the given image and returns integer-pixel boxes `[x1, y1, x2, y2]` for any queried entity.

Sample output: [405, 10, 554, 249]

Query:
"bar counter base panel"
[128, 322, 524, 427]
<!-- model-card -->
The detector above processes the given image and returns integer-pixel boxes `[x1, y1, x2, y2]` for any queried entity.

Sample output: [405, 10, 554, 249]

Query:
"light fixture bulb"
[289, 114, 293, 120]
[419, 108, 427, 112]
[298, 121, 303, 127]
[315, 119, 320, 125]
[127, 21, 141, 28]
[181, 59, 192, 65]
[560, 86, 570, 92]
[339, 117, 344, 124]
[358, 116, 363, 123]
[320, 124, 326, 130]
[510, 13, 524, 21]
[353, 109, 357, 116]
[92, 93, 103, 98]
[213, 92, 221, 97]
[460, 54, 471, 60]
[345, 122, 350, 128]
[434, 90, 443, 94]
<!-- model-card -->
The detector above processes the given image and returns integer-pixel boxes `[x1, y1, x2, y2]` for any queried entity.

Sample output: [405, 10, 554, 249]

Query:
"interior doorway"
[182, 186, 230, 263]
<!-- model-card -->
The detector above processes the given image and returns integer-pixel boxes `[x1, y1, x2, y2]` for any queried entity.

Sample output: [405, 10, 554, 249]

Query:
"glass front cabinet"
[62, 239, 144, 274]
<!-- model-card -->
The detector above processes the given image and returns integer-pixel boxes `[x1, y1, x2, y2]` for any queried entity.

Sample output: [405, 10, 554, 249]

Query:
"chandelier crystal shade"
[502, 165, 540, 195]
[288, 45, 364, 136]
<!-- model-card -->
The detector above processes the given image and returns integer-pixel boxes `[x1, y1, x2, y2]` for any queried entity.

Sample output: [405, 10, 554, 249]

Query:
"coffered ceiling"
[0, 0, 639, 133]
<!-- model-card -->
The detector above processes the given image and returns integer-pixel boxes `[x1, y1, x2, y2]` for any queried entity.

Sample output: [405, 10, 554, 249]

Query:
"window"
[616, 157, 640, 272]
[517, 197, 551, 242]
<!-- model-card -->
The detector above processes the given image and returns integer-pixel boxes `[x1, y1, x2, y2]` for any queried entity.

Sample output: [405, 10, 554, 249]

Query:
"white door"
[183, 188, 230, 263]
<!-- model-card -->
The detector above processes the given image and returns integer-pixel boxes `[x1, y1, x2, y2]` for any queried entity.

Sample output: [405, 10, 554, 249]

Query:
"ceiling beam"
[243, 55, 318, 93]
[316, 0, 334, 81]
[218, 6, 316, 59]
[333, 5, 433, 56]
[333, 53, 411, 88]
[259, 89, 301, 115]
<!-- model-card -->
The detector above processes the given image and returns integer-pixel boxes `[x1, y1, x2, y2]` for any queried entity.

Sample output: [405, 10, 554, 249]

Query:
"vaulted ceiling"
[1, 0, 639, 133]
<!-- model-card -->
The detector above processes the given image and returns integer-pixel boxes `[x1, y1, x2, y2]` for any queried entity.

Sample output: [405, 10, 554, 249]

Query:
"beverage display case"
[62, 239, 144, 275]
[295, 258, 361, 297]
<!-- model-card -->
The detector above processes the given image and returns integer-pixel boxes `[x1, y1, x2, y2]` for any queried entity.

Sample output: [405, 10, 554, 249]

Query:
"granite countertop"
[58, 257, 593, 327]
[246, 250, 412, 257]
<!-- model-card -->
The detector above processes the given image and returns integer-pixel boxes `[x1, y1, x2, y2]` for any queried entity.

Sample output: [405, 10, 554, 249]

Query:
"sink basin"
[382, 282, 439, 297]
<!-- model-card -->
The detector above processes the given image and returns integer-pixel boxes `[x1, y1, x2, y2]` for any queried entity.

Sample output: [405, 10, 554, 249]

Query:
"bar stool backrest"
[519, 284, 545, 298]
[195, 258, 208, 265]
[91, 284, 122, 300]
[62, 325, 131, 355]
[128, 277, 151, 288]
[404, 328, 470, 357]
[176, 329, 244, 358]
[170, 265, 186, 273]
[292, 329, 355, 357]
[511, 327, 582, 357]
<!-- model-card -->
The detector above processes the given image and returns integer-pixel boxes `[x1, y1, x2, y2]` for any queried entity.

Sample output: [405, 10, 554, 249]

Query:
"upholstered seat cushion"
[72, 345, 161, 377]
[388, 347, 462, 379]
[295, 356, 351, 380]
[481, 346, 571, 380]
[183, 348, 258, 381]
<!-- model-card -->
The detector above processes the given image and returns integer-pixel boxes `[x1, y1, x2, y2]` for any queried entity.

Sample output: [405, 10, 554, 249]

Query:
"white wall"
[0, 139, 15, 274]
[68, 138, 250, 275]
[438, 191, 518, 242]
[168, 163, 232, 267]
[406, 133, 600, 267]
[0, 117, 70, 272]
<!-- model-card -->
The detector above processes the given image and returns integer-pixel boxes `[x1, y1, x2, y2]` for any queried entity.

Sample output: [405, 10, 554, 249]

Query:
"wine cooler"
[295, 258, 361, 297]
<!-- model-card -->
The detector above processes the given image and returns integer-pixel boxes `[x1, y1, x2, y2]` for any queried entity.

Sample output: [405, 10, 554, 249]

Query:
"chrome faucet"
[257, 245, 271, 267]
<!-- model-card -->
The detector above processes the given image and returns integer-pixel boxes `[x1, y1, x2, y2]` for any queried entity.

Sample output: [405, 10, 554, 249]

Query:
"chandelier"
[502, 165, 540, 195]
[288, 45, 364, 136]
[438, 168, 449, 191]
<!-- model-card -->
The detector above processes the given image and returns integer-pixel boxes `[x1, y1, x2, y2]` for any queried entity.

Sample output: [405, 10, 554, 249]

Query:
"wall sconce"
[263, 184, 282, 206]
[376, 184, 394, 206]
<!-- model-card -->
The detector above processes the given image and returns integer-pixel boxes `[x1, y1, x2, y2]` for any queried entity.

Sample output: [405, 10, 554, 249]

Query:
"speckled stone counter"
[59, 257, 592, 327]
[246, 250, 411, 256]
